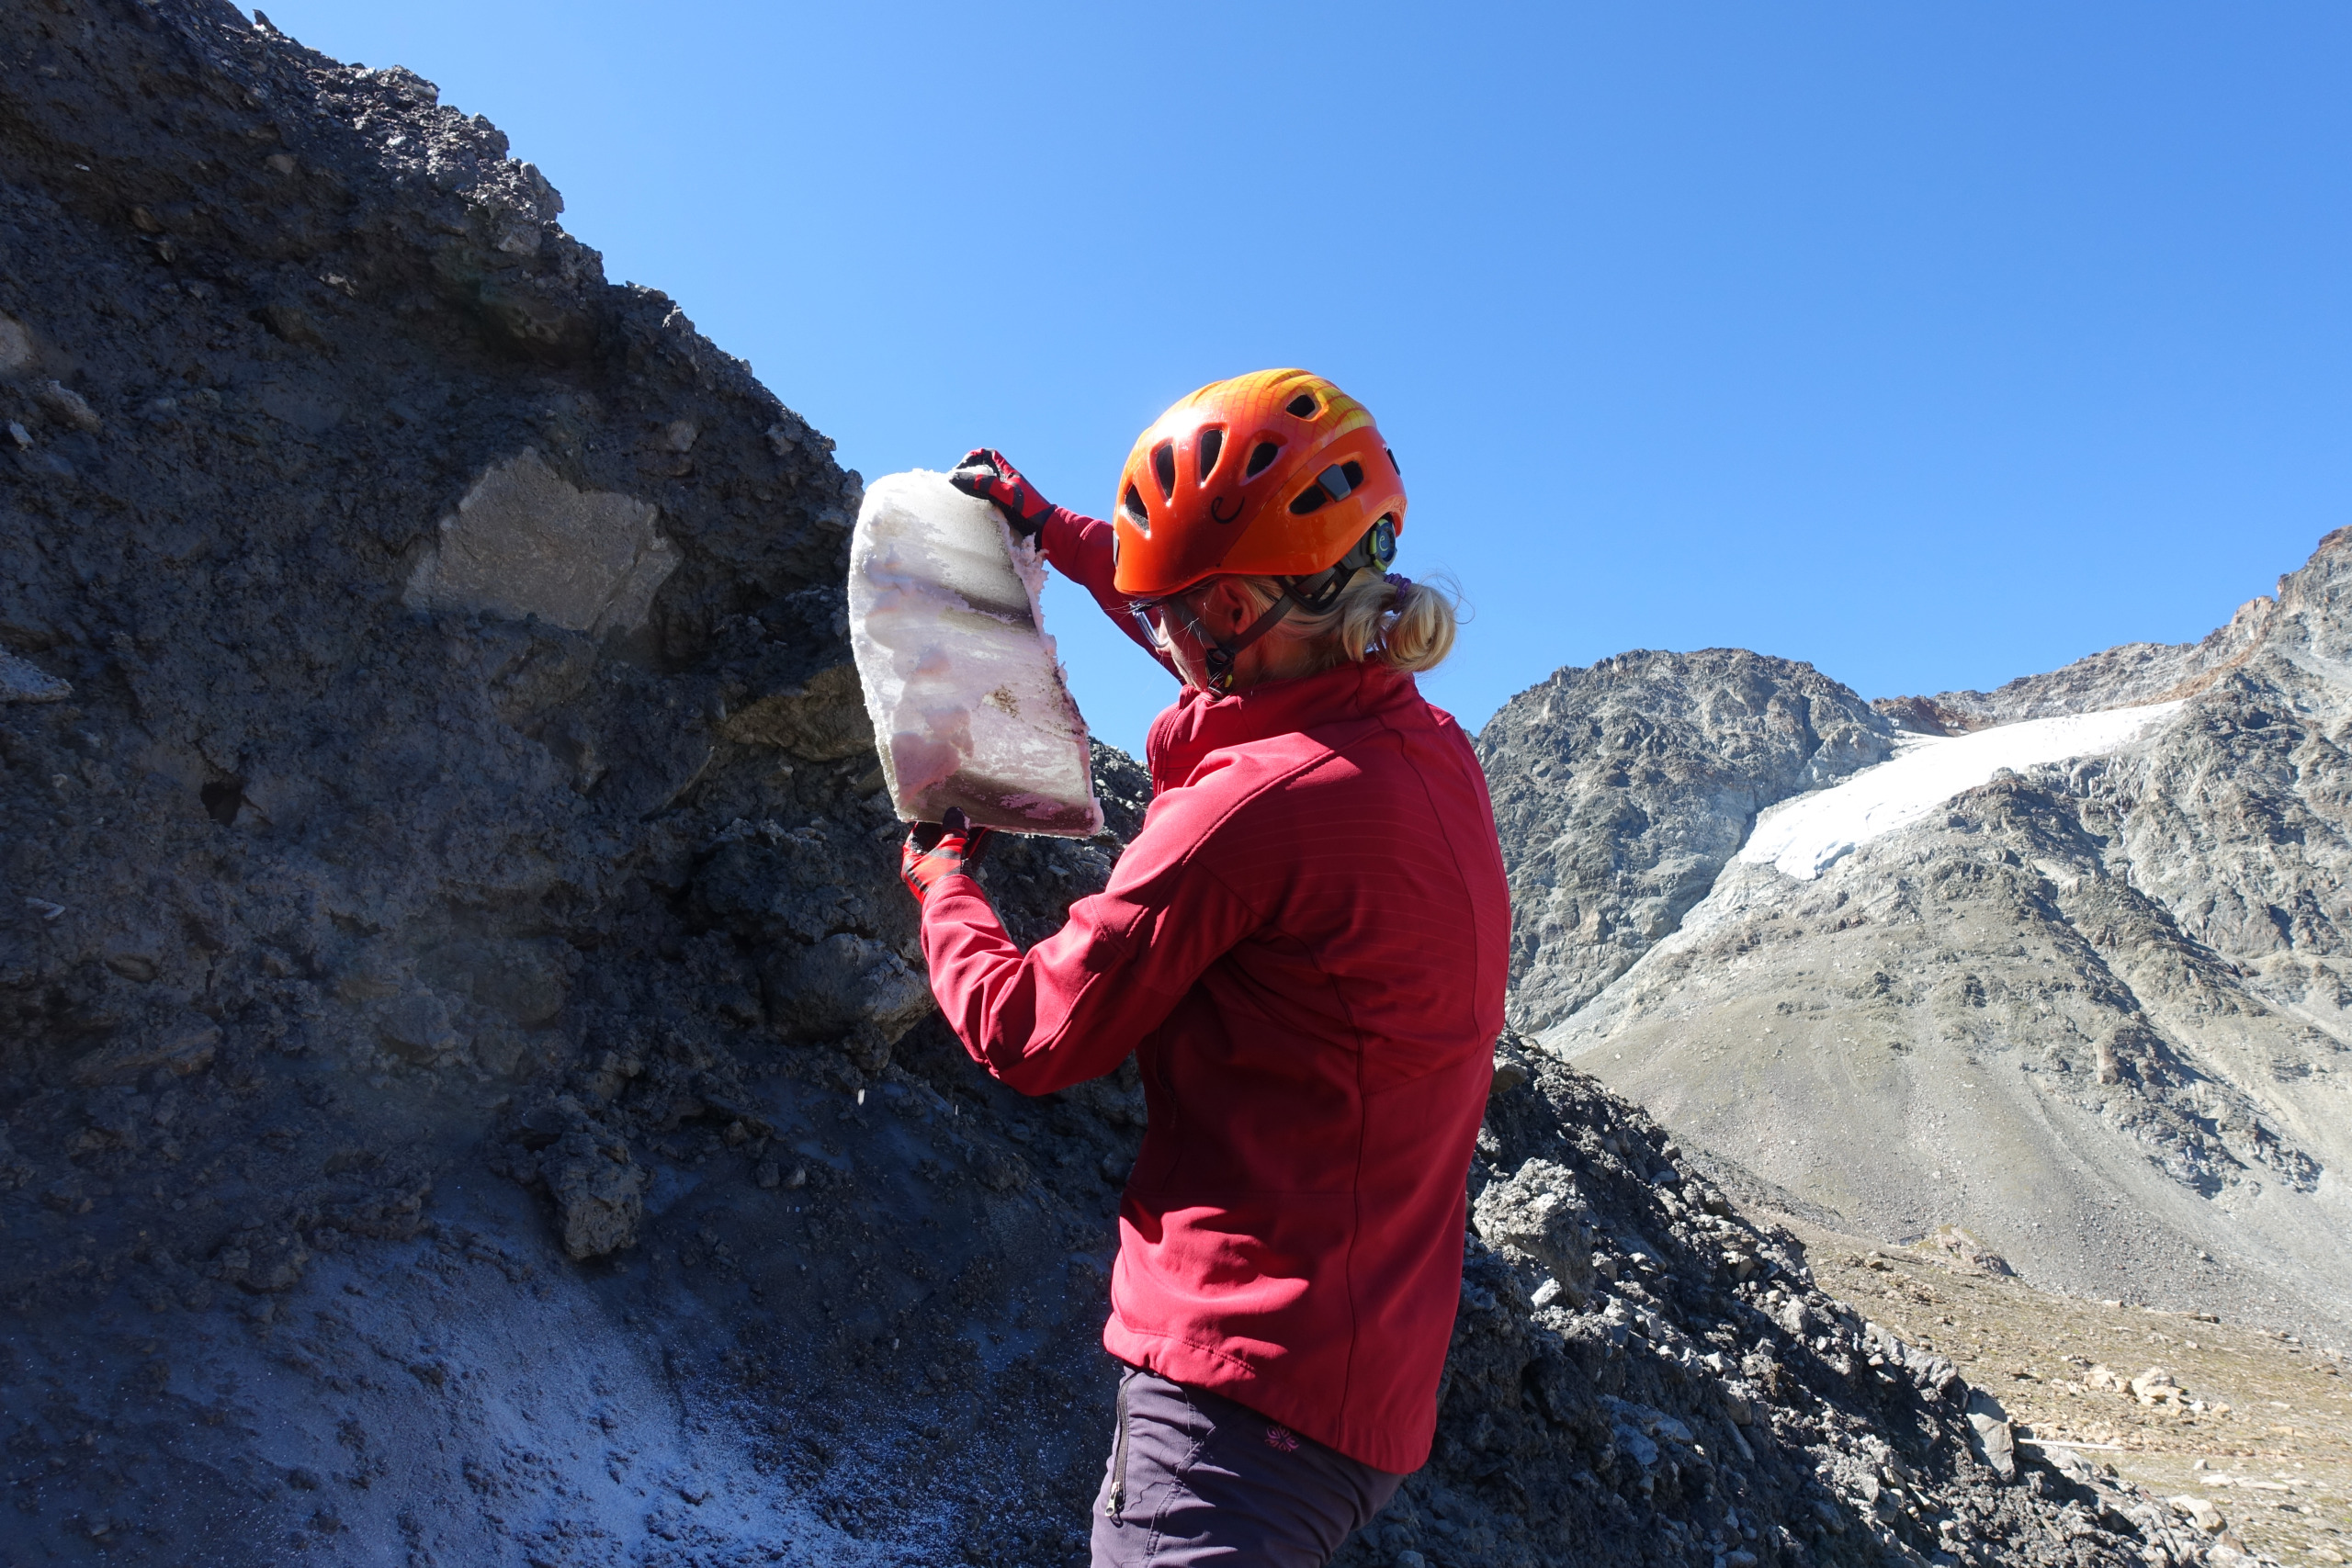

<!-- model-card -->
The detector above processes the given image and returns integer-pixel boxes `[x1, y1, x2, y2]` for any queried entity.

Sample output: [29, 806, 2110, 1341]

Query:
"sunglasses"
[1125, 583, 1217, 649]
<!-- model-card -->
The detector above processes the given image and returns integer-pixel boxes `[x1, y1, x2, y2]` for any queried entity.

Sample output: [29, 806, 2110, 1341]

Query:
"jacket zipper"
[1104, 1375, 1130, 1521]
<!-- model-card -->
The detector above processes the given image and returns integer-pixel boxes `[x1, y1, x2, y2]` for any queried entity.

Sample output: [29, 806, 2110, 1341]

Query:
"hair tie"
[1385, 573, 1413, 592]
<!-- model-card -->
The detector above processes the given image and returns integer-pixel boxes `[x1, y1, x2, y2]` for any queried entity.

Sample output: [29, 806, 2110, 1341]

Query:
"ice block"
[847, 469, 1104, 836]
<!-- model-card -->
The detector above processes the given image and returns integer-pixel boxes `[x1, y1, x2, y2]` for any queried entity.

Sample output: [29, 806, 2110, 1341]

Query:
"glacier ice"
[847, 470, 1103, 836]
[1737, 701, 2185, 880]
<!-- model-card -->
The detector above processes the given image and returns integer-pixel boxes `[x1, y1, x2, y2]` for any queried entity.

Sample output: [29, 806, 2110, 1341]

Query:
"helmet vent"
[1122, 483, 1150, 535]
[1197, 427, 1224, 482]
[1385, 446, 1401, 474]
[1285, 393, 1318, 419]
[1287, 460, 1366, 516]
[1150, 440, 1177, 501]
[1244, 441, 1281, 479]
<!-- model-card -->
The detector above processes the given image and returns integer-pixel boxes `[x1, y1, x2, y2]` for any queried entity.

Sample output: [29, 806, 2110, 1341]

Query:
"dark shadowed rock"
[547, 1124, 648, 1260]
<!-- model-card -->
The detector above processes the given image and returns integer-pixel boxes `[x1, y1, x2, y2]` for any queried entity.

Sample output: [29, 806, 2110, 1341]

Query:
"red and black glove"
[900, 807, 993, 904]
[949, 448, 1059, 540]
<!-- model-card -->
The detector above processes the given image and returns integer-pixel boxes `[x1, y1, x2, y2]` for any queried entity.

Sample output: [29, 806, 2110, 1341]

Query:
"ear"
[1198, 577, 1258, 634]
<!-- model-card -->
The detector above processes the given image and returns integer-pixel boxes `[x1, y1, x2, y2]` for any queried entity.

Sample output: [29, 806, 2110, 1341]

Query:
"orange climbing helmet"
[1111, 368, 1407, 599]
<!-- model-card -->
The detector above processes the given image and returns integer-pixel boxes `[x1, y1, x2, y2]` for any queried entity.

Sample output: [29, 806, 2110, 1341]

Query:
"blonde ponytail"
[1332, 571, 1459, 672]
[1237, 570, 1462, 675]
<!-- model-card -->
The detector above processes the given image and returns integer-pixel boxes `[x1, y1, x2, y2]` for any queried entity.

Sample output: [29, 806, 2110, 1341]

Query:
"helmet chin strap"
[1189, 595, 1299, 693]
[1171, 518, 1402, 693]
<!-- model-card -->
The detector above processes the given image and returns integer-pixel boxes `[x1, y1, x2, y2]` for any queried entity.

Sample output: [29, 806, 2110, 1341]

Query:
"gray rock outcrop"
[1479, 649, 1895, 1032]
[0, 645, 71, 702]
[0, 3, 1113, 1557]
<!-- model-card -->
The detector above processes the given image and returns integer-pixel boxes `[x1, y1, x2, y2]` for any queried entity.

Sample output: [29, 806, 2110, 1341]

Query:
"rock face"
[1528, 533, 2352, 1342]
[0, 4, 1117, 1558]
[0, 4, 2171, 1563]
[1478, 650, 1894, 1033]
[0, 0, 901, 1335]
[1879, 594, 2278, 734]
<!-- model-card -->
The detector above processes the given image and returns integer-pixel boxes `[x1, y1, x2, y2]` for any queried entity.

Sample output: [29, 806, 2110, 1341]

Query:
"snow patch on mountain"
[1739, 701, 2186, 879]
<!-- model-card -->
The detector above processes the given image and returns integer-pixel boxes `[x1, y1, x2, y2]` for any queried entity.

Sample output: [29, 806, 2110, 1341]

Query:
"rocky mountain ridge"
[1879, 593, 2279, 736]
[1480, 650, 1897, 1035]
[1482, 535, 2352, 1348]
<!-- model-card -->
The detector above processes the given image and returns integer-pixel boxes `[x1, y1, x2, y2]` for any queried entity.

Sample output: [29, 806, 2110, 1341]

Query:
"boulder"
[1965, 1388, 2017, 1481]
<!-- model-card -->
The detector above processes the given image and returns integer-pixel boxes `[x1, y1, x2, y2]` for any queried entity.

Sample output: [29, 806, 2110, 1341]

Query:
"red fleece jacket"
[917, 508, 1510, 1473]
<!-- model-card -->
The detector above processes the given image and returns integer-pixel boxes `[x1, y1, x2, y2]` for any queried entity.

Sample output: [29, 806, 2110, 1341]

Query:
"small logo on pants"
[1264, 1424, 1301, 1452]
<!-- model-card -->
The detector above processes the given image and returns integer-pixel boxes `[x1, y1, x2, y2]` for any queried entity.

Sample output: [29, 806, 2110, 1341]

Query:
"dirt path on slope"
[1778, 1214, 2352, 1565]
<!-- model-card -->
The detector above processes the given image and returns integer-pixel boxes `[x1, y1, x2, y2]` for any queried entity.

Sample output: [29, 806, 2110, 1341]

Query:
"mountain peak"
[1485, 529, 2352, 1342]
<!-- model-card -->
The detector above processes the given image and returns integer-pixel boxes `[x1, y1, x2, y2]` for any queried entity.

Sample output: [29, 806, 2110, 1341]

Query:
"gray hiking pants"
[1090, 1364, 1405, 1567]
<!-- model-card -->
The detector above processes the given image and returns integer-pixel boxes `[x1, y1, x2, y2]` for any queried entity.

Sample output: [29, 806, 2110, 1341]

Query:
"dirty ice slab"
[848, 470, 1102, 836]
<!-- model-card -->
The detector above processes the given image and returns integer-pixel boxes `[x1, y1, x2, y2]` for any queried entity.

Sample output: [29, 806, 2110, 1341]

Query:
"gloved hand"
[900, 807, 993, 903]
[949, 447, 1057, 540]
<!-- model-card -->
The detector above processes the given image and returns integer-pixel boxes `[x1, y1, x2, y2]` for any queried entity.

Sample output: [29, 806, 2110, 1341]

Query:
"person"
[897, 368, 1510, 1567]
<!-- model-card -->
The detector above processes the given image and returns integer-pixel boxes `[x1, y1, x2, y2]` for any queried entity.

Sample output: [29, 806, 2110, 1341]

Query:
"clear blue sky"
[263, 1, 2352, 758]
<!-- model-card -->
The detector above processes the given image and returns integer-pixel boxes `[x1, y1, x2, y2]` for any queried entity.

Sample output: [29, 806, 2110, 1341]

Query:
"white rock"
[404, 447, 676, 636]
[847, 469, 1101, 836]
[1964, 1389, 2016, 1481]
[0, 314, 33, 377]
[0, 649, 71, 704]
[2167, 1495, 2223, 1533]
[35, 379, 100, 433]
